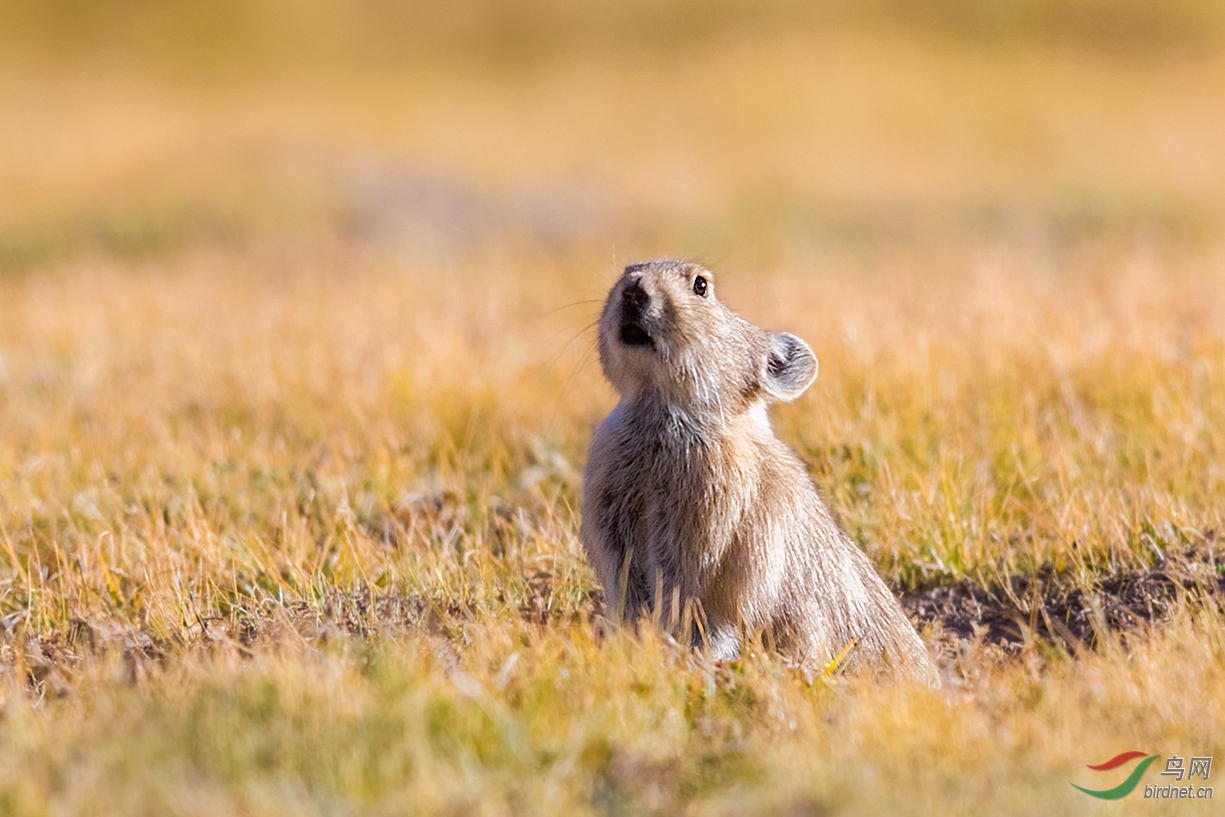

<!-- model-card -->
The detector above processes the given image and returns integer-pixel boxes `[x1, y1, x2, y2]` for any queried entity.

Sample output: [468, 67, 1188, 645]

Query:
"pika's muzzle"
[618, 281, 653, 347]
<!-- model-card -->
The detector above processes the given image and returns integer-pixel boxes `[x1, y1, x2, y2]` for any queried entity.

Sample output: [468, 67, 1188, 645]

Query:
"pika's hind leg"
[689, 603, 744, 661]
[770, 604, 843, 675]
[704, 624, 742, 661]
[658, 589, 742, 661]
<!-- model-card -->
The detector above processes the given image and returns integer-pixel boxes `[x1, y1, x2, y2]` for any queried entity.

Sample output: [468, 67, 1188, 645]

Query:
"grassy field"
[2, 2, 1225, 814]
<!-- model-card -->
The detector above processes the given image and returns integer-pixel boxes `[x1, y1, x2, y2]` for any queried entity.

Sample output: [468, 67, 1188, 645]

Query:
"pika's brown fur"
[581, 259, 938, 684]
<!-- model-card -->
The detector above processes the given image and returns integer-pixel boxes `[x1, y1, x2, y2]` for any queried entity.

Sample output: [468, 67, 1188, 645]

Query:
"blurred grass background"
[4, 0, 1225, 266]
[1, 2, 1224, 815]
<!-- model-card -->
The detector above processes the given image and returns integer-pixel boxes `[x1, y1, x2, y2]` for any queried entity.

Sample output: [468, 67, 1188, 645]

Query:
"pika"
[580, 259, 937, 683]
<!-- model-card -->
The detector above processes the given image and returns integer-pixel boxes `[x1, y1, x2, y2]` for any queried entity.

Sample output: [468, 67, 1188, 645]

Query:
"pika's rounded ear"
[762, 332, 818, 402]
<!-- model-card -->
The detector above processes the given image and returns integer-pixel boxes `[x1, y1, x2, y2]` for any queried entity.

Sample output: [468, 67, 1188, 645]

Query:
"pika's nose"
[622, 281, 648, 310]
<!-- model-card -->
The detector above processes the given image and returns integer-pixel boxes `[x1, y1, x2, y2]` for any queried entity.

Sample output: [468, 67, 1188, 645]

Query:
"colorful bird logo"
[1071, 751, 1162, 799]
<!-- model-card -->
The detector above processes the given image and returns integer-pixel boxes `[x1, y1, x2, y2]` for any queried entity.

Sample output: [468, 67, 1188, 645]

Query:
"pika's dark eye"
[693, 275, 708, 297]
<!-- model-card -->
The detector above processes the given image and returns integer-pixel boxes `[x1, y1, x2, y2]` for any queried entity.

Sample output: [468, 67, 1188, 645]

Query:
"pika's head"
[597, 259, 817, 416]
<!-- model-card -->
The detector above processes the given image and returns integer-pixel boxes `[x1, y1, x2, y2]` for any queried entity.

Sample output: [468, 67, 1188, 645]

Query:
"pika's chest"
[595, 408, 760, 515]
[601, 413, 704, 485]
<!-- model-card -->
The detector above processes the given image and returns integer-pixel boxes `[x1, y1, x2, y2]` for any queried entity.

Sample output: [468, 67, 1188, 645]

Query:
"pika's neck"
[618, 387, 771, 446]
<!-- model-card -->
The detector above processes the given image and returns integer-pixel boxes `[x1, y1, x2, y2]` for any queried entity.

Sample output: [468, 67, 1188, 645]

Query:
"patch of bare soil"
[902, 549, 1225, 653]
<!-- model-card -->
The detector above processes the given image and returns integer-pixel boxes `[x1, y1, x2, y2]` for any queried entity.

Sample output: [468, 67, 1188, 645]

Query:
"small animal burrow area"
[902, 548, 1225, 656]
[13, 545, 1225, 688]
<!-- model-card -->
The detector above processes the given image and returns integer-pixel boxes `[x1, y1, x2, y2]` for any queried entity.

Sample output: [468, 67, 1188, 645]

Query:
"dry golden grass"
[2, 3, 1224, 814]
